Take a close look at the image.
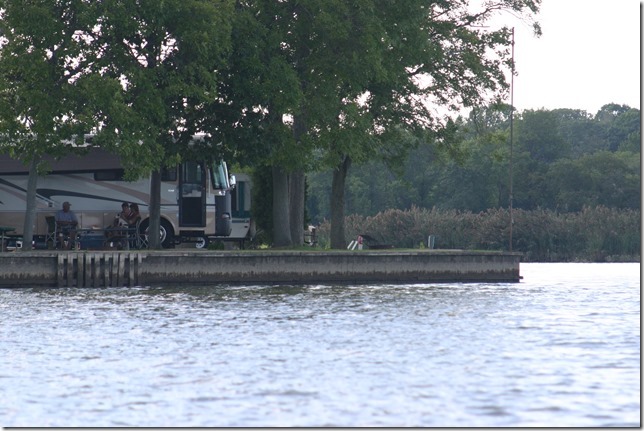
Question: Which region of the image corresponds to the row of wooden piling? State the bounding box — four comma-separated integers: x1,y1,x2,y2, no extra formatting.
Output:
56,252,142,287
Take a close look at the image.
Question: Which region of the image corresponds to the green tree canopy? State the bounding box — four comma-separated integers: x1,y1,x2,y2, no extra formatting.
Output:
306,104,640,222
83,0,234,247
0,0,234,249
214,0,542,248
0,0,109,249
547,150,640,211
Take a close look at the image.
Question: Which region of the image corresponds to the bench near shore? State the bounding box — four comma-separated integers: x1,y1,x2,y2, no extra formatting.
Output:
0,249,522,288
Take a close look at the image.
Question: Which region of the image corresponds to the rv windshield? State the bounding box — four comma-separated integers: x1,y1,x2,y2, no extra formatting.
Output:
211,161,230,190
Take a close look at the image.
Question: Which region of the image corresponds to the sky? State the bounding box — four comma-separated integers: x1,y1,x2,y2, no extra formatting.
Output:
500,0,640,114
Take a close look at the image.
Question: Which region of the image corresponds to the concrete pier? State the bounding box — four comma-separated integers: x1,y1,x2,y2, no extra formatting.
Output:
0,249,522,288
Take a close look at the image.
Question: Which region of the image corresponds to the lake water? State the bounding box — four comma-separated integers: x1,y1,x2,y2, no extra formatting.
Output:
0,262,640,427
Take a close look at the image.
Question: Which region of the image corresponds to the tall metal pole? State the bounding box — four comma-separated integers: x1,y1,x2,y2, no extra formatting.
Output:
509,27,515,252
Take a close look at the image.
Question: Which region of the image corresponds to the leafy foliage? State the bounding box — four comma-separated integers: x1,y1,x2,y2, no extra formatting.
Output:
0,0,112,249
84,0,234,175
0,0,234,249
207,0,543,248
0,0,99,160
307,104,640,222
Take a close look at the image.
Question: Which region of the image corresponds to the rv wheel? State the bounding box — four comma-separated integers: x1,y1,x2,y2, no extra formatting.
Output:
140,218,175,248
195,236,209,249
159,219,174,248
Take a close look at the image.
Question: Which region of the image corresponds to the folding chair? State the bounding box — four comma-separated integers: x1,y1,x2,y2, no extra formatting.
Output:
108,227,129,250
126,218,141,249
45,216,58,249
134,219,148,249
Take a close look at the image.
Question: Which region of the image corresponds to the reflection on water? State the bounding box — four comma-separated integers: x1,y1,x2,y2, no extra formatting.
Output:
0,263,640,427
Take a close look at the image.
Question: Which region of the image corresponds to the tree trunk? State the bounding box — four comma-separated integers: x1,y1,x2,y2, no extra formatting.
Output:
272,165,292,247
330,155,351,249
21,157,39,251
289,170,305,246
288,114,308,246
148,169,162,249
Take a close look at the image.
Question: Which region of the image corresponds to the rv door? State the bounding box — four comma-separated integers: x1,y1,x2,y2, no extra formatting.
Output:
179,161,206,227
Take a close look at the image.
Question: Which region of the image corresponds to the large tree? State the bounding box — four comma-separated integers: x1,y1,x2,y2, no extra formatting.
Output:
0,0,105,250
314,0,542,248
83,0,234,248
0,0,234,249
199,1,307,247
214,0,541,249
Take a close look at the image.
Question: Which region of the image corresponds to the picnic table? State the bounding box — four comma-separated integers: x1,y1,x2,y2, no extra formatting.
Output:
77,226,143,250
359,234,394,249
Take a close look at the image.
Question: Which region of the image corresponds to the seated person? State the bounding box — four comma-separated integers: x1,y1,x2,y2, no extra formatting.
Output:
118,201,132,221
105,202,131,240
55,201,78,249
126,203,141,226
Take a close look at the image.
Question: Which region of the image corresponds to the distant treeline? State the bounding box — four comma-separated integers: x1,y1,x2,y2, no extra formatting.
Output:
305,104,640,261
313,206,640,262
308,104,640,219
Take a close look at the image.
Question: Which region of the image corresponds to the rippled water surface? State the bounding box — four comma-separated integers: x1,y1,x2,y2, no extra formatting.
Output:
0,262,640,427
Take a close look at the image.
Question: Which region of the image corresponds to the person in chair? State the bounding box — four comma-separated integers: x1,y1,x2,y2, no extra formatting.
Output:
125,203,141,226
55,201,78,249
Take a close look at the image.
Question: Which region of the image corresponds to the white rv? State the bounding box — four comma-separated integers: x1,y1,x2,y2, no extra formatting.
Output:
0,147,253,249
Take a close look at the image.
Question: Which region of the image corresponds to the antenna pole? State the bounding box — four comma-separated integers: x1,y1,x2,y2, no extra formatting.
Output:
509,27,515,252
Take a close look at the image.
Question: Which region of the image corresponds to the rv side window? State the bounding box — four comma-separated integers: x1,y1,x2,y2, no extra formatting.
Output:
162,166,177,182
182,162,202,184
231,186,238,211
94,170,125,181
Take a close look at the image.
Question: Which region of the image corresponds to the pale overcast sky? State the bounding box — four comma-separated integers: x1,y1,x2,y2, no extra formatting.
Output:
507,0,640,114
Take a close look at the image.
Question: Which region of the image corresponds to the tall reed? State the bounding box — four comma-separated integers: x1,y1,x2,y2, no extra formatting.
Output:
315,206,640,262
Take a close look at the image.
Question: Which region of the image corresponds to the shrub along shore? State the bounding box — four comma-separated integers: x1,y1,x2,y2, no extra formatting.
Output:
314,206,640,262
